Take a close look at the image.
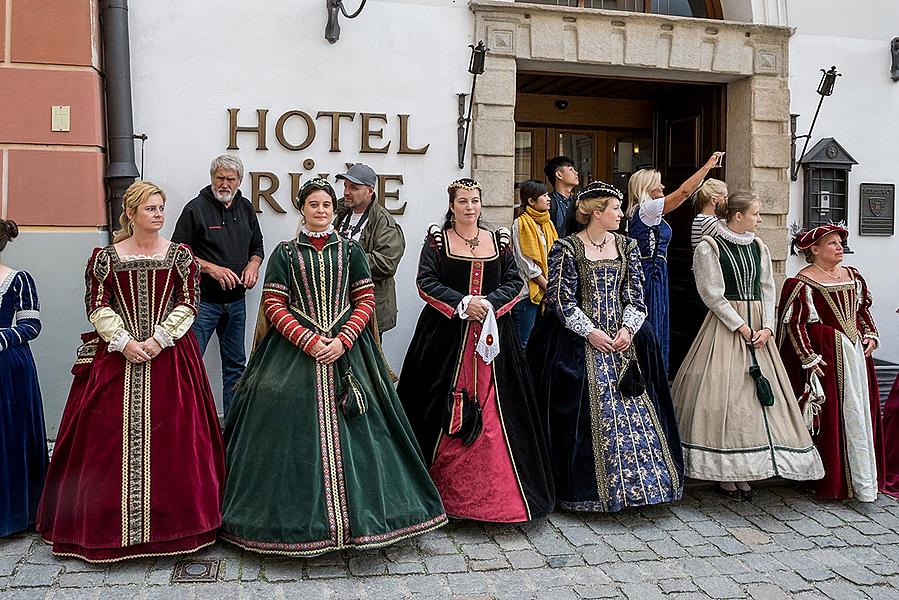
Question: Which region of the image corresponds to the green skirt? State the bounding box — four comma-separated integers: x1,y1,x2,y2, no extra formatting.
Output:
220,327,447,556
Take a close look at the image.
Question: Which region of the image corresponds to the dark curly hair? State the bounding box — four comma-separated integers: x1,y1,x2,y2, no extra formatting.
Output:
0,219,19,253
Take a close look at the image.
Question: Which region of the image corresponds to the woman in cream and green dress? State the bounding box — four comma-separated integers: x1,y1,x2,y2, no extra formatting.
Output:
672,191,823,499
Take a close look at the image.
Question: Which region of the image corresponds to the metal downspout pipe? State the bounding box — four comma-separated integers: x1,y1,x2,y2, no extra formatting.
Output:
101,0,140,243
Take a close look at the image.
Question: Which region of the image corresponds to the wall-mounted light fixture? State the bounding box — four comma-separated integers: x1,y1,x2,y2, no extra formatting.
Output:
891,37,899,82
457,41,489,169
324,0,367,44
790,65,841,181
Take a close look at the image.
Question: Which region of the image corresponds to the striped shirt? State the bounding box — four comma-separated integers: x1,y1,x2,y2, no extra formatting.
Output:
692,214,722,250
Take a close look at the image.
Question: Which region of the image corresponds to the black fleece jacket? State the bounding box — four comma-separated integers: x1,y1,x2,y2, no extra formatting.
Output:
172,186,264,304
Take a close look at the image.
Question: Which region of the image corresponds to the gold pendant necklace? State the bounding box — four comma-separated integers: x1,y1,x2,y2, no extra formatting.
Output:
453,227,479,252
585,231,610,250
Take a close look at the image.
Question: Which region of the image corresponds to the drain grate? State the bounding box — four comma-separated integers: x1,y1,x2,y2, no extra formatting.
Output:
171,558,221,583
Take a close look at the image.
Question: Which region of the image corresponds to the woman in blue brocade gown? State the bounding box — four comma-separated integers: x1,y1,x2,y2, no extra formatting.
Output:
527,181,680,512
0,219,49,537
625,154,722,373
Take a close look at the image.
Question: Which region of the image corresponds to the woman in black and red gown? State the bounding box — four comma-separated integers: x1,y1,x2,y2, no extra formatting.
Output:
37,181,224,561
397,178,553,523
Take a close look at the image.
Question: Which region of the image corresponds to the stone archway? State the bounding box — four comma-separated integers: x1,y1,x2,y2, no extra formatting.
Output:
469,0,793,272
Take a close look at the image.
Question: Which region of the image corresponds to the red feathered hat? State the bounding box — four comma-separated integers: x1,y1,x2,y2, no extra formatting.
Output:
792,224,848,252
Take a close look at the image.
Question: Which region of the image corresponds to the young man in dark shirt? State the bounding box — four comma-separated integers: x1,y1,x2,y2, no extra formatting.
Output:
172,155,264,415
544,156,579,238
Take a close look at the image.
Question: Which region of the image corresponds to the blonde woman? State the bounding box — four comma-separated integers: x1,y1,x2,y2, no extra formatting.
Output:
38,181,224,562
626,152,722,372
691,178,727,250
673,192,823,499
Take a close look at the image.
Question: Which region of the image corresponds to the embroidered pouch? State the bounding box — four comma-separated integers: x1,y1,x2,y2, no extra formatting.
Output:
749,364,775,407
72,332,100,375
336,367,368,419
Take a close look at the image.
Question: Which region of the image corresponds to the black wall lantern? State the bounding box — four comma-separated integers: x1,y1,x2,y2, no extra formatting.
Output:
798,137,857,252
324,0,367,44
457,41,489,169
891,37,899,82
790,65,841,181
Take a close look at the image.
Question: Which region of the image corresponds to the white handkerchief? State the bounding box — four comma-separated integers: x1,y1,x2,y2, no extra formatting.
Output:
476,304,500,365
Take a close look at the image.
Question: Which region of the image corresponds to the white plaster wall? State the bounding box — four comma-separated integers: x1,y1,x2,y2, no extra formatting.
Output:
128,0,474,409
786,1,899,361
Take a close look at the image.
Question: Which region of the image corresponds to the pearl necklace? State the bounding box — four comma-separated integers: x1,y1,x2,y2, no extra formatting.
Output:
814,263,844,280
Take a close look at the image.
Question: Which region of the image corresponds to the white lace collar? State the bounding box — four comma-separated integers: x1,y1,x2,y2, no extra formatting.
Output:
716,222,755,245
301,224,335,239
0,270,18,297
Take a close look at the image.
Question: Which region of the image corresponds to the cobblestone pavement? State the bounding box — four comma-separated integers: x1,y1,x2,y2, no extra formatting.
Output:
3,484,899,599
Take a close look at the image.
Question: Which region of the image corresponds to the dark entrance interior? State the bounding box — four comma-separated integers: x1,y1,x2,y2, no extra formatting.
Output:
515,73,726,374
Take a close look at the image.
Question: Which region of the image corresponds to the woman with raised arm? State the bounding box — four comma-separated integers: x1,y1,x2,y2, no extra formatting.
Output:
220,179,446,556
777,225,885,501
626,152,722,372
527,181,682,513
398,178,554,523
0,219,49,538
673,192,823,500
37,181,224,562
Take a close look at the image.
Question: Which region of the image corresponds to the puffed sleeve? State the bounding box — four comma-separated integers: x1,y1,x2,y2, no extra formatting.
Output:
853,269,879,347
757,239,776,332
778,280,823,369
85,248,131,352
336,240,376,350
416,226,463,319
484,228,525,317
693,238,745,332
0,271,42,352
545,240,595,337
620,238,647,334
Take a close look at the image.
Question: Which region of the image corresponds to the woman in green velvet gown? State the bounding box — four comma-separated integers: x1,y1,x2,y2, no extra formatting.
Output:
220,179,446,556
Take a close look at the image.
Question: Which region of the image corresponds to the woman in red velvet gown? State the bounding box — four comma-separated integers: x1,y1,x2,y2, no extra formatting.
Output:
37,181,225,561
777,225,884,502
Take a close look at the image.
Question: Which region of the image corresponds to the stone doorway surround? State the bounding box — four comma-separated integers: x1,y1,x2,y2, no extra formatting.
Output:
469,0,794,274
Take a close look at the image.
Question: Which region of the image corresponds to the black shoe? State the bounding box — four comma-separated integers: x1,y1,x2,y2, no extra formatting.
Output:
739,488,754,501
717,484,742,500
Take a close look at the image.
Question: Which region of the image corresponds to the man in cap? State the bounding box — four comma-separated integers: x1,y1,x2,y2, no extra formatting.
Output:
335,163,405,338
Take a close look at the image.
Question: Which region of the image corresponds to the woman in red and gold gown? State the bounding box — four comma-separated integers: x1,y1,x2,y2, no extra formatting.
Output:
37,181,225,561
777,225,884,502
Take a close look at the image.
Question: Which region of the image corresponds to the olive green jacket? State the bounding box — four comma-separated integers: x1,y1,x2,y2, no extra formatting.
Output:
335,200,405,334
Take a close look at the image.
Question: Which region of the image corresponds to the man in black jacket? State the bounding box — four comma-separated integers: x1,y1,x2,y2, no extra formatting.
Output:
172,155,264,415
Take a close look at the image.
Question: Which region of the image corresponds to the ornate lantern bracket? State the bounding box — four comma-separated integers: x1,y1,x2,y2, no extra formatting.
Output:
325,0,367,44
457,41,489,170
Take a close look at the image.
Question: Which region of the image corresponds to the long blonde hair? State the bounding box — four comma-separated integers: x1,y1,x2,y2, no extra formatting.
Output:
627,169,661,217
114,181,166,243
694,178,727,211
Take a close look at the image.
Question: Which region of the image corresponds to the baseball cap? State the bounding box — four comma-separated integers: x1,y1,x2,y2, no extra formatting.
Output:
336,163,377,188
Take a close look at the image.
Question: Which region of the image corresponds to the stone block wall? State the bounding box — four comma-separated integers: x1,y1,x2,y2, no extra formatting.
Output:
469,0,793,274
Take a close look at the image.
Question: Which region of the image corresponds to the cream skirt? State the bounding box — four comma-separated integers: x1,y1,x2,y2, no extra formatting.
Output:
672,299,824,482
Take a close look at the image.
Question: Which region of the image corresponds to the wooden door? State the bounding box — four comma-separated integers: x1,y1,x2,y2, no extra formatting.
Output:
655,84,725,375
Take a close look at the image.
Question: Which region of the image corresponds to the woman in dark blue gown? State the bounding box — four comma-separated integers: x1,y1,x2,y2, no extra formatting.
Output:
0,219,49,537
528,181,682,512
625,154,722,374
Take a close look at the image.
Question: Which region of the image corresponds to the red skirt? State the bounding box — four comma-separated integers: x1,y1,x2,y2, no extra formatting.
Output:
36,332,224,562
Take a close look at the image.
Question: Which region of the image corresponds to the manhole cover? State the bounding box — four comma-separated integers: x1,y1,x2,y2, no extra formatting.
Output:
171,558,221,583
